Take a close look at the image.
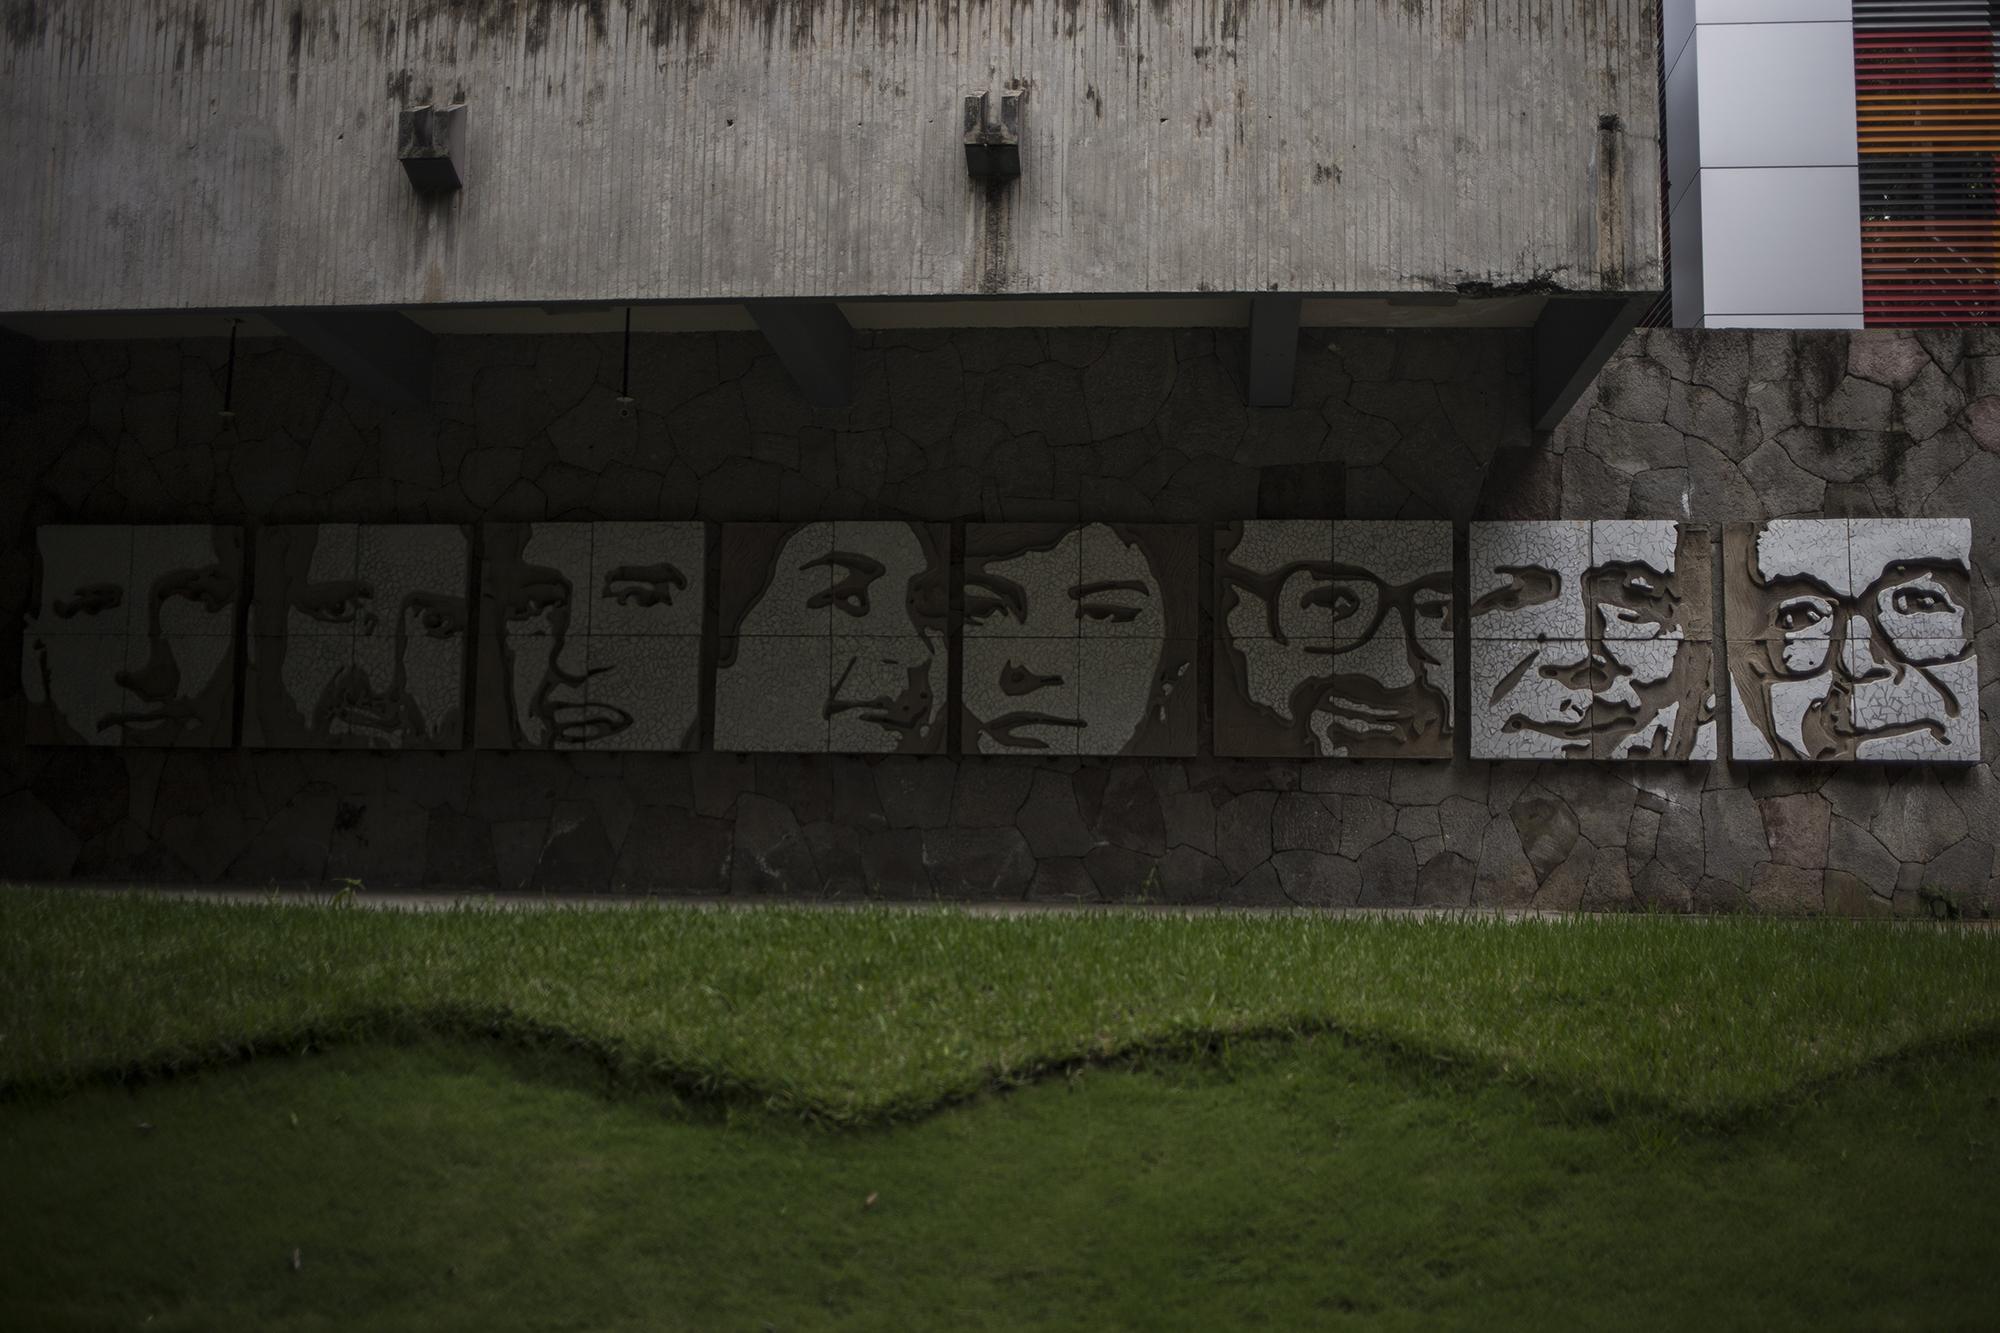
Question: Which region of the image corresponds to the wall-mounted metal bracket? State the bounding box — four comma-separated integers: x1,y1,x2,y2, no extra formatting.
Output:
963,91,1021,180
398,104,466,193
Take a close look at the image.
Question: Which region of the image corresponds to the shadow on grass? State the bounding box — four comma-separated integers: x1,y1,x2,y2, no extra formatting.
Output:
12,1003,2000,1136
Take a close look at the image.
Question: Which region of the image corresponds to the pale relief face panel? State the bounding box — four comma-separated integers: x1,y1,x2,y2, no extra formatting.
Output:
1468,521,1716,761
475,522,705,751
1214,520,1453,759
962,523,1197,756
22,525,242,747
712,521,949,754
244,524,470,749
1726,518,1979,762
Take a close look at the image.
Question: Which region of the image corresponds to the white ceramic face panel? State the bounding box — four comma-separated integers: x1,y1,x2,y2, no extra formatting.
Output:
1695,22,1858,170
1725,519,1981,763
1700,167,1864,318
1469,522,1719,761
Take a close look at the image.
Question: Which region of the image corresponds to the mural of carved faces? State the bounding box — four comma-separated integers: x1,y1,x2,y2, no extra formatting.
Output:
21,525,242,747
961,523,1197,757
475,522,705,750
1725,518,1979,762
245,524,470,749
1214,520,1453,758
713,521,949,753
1469,521,1716,760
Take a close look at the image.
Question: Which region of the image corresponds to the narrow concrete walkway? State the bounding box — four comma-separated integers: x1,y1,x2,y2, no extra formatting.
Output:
7,882,1991,926
6,881,1582,919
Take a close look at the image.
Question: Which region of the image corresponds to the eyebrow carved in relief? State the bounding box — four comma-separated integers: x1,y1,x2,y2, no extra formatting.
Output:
1469,565,1562,618
54,583,124,619
602,561,687,608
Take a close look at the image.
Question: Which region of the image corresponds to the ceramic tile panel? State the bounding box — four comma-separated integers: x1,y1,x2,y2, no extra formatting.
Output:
1332,520,1454,641
1216,519,1455,758
712,634,829,752
1469,521,1591,641
22,524,242,747
475,521,706,750
715,520,949,754
1592,638,1720,760
963,523,1083,639
961,636,1081,756
244,524,468,749
1308,633,1455,759
964,523,1196,756
1725,517,1978,762
1471,638,1596,759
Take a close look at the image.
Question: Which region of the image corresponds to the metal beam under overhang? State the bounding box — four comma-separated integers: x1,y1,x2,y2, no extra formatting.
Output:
746,301,856,409
1530,296,1649,432
1245,294,1302,407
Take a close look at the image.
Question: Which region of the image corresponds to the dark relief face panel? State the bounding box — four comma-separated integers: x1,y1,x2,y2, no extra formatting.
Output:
1469,521,1717,761
1725,518,1980,762
962,523,1198,757
712,521,950,754
22,525,243,748
475,522,706,751
243,524,471,749
1214,520,1453,759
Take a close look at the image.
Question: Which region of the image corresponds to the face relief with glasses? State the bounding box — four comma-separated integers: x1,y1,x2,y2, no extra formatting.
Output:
1725,519,1980,763
1214,520,1454,759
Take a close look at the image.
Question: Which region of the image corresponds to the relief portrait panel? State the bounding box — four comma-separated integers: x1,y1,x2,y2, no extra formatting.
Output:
961,523,1197,757
21,525,242,747
1214,520,1453,759
1725,518,1979,762
713,521,950,754
243,524,471,749
1469,520,1716,761
475,522,706,751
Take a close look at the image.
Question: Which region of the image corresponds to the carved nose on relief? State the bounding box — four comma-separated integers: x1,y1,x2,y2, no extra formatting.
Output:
963,90,1022,180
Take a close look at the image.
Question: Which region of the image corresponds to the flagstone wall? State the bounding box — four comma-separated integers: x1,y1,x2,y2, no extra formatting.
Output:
2,326,1994,915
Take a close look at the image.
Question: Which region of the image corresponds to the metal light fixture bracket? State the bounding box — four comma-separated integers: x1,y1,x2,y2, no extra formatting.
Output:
963,91,1021,180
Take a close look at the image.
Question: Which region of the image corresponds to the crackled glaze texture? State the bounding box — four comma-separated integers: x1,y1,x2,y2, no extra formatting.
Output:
1214,519,1454,758
962,522,1197,757
3,327,1997,917
21,525,242,748
713,520,949,754
1726,518,1980,763
475,522,706,751
244,524,470,749
1469,520,1717,761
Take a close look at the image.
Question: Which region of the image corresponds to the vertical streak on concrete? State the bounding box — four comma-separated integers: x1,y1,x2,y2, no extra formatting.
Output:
0,0,1661,312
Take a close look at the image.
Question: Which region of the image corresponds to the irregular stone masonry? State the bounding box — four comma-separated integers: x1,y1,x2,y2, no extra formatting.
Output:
2,327,1997,915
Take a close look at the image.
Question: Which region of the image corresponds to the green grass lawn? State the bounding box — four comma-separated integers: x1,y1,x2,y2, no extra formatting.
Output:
2,891,1998,1328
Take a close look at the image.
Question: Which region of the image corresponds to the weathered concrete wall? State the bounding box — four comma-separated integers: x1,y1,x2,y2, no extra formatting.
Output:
2,325,1995,915
0,0,1660,312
